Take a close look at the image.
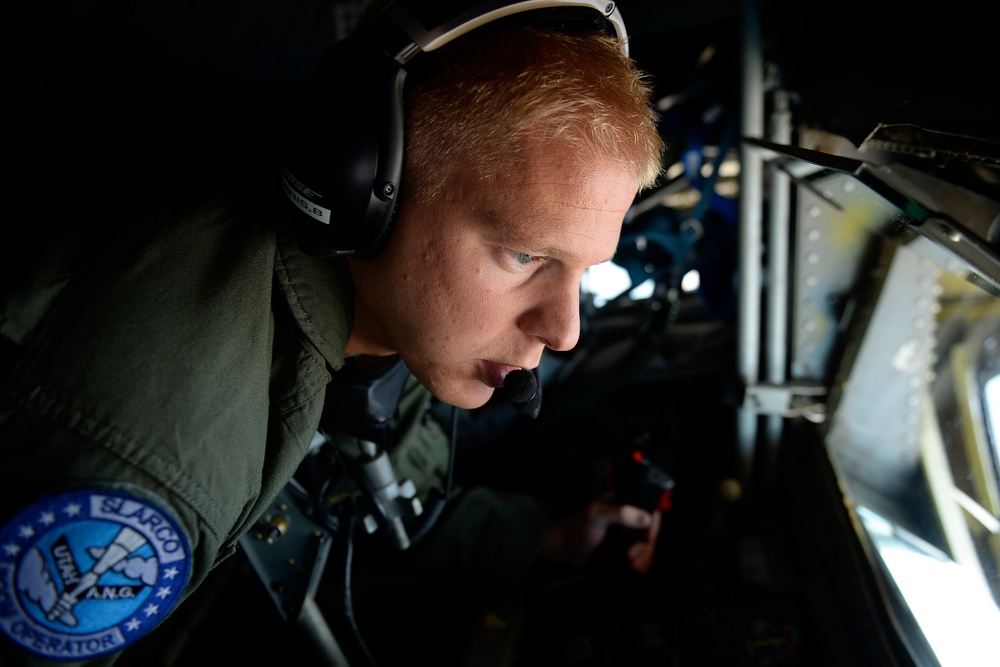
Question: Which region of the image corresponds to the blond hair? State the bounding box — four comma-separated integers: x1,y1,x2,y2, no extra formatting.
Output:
403,23,664,203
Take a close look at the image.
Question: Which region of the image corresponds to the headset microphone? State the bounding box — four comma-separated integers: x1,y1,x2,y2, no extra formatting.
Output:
502,368,542,418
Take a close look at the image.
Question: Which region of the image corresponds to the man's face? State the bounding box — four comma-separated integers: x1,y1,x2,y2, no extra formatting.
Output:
347,141,637,409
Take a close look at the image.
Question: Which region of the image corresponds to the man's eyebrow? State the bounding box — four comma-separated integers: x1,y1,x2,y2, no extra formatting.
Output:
486,211,608,263
485,211,548,252
483,205,618,267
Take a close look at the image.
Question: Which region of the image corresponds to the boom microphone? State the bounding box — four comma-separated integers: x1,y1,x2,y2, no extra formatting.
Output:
503,369,541,418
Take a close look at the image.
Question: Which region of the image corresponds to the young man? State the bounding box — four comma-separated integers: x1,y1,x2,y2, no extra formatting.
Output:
1,2,664,664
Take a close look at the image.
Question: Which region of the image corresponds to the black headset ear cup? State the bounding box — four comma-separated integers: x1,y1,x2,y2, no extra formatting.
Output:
280,36,405,257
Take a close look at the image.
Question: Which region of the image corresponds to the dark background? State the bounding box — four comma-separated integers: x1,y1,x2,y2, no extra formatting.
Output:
14,0,997,171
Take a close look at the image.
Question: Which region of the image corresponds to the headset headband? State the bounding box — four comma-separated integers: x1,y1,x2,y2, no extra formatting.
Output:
381,0,627,61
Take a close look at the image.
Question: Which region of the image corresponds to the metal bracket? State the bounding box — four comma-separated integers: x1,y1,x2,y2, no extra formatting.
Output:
743,382,828,422
239,481,354,665
239,482,333,624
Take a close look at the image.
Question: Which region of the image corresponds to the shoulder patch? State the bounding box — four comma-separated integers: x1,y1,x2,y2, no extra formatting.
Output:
0,488,191,660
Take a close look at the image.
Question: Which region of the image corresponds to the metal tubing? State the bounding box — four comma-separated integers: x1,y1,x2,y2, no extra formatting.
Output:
737,0,765,479
764,88,793,477
299,596,353,667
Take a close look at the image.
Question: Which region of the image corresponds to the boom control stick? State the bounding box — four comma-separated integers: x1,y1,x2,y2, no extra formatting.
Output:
615,449,675,515
597,449,675,569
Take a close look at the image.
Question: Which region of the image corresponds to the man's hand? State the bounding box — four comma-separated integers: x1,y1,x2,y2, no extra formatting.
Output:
537,494,661,574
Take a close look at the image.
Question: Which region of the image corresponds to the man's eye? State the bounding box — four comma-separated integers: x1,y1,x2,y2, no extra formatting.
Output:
508,250,537,265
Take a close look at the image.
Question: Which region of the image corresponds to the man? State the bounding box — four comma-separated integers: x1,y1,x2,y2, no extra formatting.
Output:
1,1,664,664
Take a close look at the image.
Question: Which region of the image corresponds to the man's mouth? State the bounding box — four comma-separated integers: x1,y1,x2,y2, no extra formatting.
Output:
480,361,524,388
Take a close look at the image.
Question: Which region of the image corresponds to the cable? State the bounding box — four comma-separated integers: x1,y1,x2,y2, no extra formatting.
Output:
325,404,461,665
339,511,376,667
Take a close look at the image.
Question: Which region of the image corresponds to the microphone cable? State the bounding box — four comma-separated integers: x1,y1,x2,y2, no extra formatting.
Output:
410,367,539,545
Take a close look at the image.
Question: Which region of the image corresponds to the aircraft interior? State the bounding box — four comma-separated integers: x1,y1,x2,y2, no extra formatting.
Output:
11,1,999,666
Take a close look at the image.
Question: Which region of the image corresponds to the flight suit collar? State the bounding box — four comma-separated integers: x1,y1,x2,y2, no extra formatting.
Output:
274,230,354,372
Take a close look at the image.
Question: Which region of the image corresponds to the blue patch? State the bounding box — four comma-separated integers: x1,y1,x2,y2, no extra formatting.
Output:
0,488,191,660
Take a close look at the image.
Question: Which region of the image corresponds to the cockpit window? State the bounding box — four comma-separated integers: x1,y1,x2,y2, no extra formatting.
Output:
788,155,1000,666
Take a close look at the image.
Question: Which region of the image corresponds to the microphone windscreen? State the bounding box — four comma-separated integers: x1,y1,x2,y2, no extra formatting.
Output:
516,390,541,418
503,369,537,404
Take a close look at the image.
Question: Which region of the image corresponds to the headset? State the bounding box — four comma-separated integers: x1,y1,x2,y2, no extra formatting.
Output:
278,0,628,258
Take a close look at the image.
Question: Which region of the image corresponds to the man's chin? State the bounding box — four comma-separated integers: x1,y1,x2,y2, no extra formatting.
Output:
432,382,494,410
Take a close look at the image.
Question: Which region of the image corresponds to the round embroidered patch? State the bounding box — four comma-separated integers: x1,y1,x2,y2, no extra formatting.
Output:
0,488,191,660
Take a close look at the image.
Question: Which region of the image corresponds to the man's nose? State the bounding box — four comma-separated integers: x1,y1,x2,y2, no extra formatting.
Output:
518,278,582,352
